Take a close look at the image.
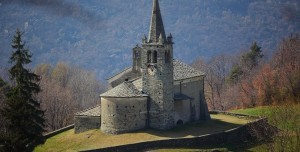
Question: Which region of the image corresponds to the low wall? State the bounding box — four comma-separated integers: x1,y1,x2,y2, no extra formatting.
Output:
0,125,75,150
81,115,275,152
75,116,101,134
209,110,262,119
43,124,74,139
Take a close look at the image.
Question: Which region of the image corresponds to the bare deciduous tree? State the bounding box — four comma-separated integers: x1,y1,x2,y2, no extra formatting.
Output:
37,78,77,131
192,54,233,110
35,62,106,131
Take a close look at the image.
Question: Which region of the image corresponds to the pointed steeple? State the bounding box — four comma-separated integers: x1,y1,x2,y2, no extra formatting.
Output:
148,0,166,43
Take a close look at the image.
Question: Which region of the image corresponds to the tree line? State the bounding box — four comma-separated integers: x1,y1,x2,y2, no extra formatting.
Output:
192,34,300,110
0,30,106,151
34,62,105,131
0,30,298,151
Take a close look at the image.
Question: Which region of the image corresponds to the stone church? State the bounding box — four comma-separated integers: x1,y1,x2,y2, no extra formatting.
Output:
74,0,210,134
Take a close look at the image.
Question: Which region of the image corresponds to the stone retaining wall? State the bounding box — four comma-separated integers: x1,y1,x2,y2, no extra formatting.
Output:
43,124,74,139
209,110,262,119
75,116,101,134
80,116,275,152
0,125,75,151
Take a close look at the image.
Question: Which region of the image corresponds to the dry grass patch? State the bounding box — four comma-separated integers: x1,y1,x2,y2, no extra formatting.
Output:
153,148,229,152
34,114,253,152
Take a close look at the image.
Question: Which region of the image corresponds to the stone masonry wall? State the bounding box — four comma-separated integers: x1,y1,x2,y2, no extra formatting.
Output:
43,124,74,139
141,43,175,130
74,116,100,134
174,99,191,124
101,97,148,134
81,118,274,152
174,78,206,121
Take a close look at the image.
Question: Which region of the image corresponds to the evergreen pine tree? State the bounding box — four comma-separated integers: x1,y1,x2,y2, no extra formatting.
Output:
229,42,263,83
0,77,10,147
0,77,10,102
0,29,45,152
242,42,264,70
229,65,243,83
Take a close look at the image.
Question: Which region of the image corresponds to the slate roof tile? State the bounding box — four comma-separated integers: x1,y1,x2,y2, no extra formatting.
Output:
101,82,147,97
174,93,193,101
106,59,204,98
132,78,143,91
107,59,205,82
173,59,205,80
75,106,101,117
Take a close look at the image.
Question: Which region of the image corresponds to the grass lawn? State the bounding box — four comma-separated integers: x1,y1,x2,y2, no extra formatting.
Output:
34,114,252,152
230,106,273,117
153,148,229,152
232,104,300,152
155,105,300,152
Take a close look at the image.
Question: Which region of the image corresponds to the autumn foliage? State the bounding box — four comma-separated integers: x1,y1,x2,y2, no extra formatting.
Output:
232,34,300,108
193,34,300,110
254,34,300,105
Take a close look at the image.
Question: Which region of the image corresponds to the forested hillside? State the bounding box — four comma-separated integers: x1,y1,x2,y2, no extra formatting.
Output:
1,0,299,79
192,34,300,110
0,1,299,151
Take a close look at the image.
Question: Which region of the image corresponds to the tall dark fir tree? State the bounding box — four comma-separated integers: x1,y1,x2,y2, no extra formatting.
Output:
0,29,45,152
242,42,264,70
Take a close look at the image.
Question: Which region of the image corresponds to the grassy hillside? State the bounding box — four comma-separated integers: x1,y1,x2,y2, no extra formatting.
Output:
154,105,300,152
232,104,300,152
35,105,299,151
230,106,273,117
34,114,252,152
231,105,299,130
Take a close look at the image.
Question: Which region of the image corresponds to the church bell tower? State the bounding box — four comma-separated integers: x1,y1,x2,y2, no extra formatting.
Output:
139,0,175,129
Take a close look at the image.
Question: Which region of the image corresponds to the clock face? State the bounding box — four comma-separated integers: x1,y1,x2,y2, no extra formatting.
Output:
147,66,157,76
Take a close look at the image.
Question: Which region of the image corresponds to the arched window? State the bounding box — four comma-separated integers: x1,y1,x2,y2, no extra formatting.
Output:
152,51,157,63
147,51,151,63
165,50,170,63
135,50,140,59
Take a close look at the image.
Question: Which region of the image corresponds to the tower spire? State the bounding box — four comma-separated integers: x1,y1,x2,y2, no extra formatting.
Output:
148,0,166,43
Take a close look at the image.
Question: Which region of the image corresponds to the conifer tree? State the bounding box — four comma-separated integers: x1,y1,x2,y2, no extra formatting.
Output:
0,77,10,145
229,42,263,83
0,77,10,102
0,29,45,152
242,42,264,70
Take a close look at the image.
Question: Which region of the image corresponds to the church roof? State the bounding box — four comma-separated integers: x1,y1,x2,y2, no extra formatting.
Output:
174,93,193,101
75,106,101,117
148,0,166,43
107,67,132,80
101,82,147,98
173,59,205,81
108,59,205,87
131,60,205,89
132,78,143,91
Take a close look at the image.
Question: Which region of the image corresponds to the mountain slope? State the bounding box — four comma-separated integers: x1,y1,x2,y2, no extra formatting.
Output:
0,0,299,79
